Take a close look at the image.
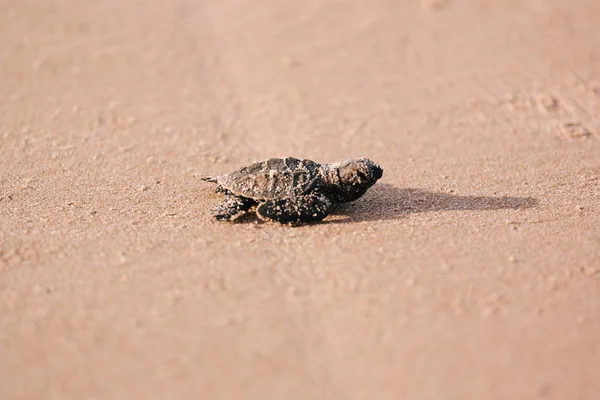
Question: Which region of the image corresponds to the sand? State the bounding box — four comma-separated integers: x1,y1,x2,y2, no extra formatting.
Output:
1,0,599,399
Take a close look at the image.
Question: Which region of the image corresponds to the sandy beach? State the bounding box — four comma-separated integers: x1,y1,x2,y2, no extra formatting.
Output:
1,0,599,398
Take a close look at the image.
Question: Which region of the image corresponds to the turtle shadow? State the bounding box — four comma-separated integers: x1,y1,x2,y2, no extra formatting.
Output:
327,183,538,224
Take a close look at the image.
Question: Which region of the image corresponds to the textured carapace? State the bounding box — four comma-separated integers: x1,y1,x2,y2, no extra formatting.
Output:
215,157,321,200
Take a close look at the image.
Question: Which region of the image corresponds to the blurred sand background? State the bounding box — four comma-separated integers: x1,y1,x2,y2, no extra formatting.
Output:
1,0,599,399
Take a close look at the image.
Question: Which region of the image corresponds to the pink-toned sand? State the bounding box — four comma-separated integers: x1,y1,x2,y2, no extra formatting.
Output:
1,1,599,399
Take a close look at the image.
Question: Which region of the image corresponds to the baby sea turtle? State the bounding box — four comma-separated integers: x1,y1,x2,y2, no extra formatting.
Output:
202,157,383,224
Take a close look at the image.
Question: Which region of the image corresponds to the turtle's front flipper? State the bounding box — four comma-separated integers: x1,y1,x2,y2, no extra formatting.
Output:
211,195,257,222
256,193,332,225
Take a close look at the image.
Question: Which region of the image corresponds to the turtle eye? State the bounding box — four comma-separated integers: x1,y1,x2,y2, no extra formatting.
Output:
356,170,368,181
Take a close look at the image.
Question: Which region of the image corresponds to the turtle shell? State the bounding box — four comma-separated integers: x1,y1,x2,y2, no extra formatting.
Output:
216,157,323,200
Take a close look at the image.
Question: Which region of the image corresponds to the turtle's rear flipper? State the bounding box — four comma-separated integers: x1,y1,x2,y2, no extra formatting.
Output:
211,195,257,222
256,194,332,225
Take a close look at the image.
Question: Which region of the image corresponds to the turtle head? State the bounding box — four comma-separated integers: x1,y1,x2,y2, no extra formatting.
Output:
333,158,383,203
